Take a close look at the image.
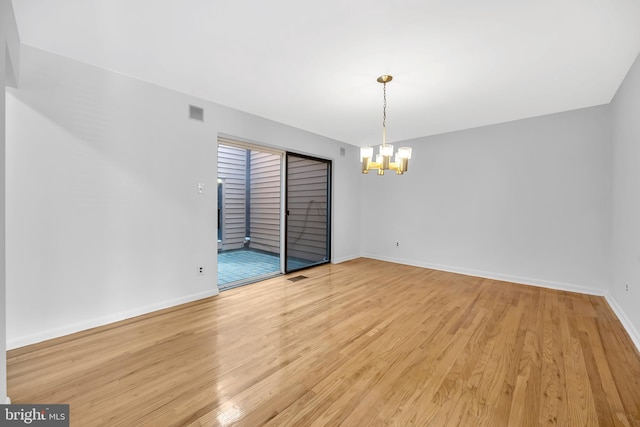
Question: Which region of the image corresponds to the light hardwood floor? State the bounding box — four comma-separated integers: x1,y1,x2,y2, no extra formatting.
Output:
8,258,640,426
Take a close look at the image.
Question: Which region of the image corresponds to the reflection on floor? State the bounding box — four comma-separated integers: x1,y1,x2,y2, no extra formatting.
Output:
217,249,310,289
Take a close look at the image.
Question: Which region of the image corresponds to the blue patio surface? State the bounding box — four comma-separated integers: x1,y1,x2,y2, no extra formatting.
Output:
217,249,311,288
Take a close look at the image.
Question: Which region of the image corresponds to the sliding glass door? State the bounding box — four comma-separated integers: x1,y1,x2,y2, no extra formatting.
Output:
285,153,331,272
217,140,331,289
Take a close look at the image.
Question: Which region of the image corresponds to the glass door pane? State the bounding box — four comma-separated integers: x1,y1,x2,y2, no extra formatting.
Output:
285,153,331,272
217,141,282,289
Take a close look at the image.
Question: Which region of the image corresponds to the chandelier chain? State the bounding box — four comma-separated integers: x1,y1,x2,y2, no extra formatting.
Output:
382,82,387,131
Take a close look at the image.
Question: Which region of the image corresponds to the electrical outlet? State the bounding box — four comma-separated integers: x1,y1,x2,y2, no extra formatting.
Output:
626,281,630,292
396,242,399,247
197,266,205,276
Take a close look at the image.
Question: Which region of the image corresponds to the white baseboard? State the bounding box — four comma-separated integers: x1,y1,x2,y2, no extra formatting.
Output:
362,254,606,296
5,397,10,404
7,289,220,350
10,256,640,356
604,292,640,353
332,254,360,264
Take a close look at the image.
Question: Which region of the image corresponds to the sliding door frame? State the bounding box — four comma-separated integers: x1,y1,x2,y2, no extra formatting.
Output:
284,152,332,273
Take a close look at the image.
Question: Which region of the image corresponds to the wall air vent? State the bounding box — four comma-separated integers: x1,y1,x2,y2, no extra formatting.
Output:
189,105,204,121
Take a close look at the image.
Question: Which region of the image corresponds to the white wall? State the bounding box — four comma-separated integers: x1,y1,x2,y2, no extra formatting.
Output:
361,105,611,295
1,0,20,402
0,42,5,404
5,45,361,349
610,51,640,349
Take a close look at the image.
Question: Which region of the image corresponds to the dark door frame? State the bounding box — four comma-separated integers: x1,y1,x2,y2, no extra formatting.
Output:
284,152,332,273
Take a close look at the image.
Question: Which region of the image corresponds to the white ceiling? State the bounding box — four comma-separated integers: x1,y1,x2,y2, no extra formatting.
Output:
11,0,640,146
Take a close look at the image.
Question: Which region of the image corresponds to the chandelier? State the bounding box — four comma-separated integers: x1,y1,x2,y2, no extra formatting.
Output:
360,75,412,175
